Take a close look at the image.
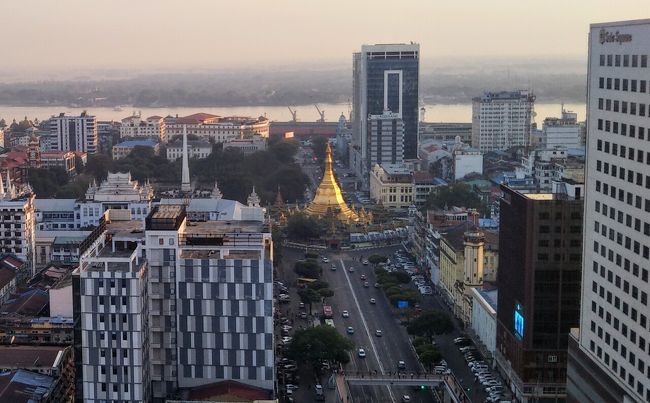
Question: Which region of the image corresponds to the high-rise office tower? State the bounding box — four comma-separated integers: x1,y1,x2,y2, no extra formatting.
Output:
50,111,98,153
368,111,405,166
496,185,583,402
351,43,419,181
471,90,535,152
567,19,650,403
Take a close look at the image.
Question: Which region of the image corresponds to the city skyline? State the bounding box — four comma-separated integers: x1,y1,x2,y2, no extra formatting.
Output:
0,0,647,73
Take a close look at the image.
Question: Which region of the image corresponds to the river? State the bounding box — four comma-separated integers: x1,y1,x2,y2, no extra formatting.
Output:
0,102,585,124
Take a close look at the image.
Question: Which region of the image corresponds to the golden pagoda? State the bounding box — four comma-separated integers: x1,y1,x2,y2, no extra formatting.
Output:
305,143,360,223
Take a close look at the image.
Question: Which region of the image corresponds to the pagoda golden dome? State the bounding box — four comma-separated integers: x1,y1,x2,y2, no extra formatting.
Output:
305,143,359,223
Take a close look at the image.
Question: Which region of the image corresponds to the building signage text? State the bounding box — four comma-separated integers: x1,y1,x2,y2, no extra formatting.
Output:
599,29,632,45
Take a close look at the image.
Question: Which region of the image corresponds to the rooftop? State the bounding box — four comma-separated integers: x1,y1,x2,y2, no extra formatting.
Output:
0,345,66,370
440,222,498,252
114,139,159,148
0,266,16,291
0,370,55,403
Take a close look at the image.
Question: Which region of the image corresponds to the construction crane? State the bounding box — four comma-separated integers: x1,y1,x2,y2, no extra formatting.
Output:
314,104,325,123
287,106,297,122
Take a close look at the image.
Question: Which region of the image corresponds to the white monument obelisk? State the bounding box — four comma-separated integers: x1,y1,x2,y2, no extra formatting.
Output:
181,124,191,193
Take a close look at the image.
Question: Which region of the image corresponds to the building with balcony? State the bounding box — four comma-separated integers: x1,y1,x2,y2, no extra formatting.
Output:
74,209,150,403
166,114,269,142
49,111,98,154
40,151,77,175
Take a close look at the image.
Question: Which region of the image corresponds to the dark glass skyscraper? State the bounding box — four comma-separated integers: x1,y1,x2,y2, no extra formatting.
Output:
351,44,419,182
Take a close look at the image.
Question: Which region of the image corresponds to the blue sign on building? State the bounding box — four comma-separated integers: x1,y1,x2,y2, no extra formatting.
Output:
514,303,524,340
397,300,409,309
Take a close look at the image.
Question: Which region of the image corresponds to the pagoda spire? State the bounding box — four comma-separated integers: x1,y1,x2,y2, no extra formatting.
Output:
304,143,358,223
247,186,260,207
211,180,223,199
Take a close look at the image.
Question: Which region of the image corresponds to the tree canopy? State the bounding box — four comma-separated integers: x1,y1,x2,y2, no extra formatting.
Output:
80,138,309,205
287,325,355,367
294,259,321,279
286,213,323,240
406,310,454,341
368,254,388,265
311,136,329,161
424,182,485,213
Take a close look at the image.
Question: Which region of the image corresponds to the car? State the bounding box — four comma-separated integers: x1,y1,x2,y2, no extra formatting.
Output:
402,395,411,402
283,364,298,371
439,359,448,367
360,274,367,280
342,310,349,318
285,384,299,390
322,257,329,263
347,326,355,334
374,282,380,288
298,303,305,309
487,386,504,393
315,384,324,396
397,360,406,370
454,337,470,343
369,298,376,304
281,337,292,344
375,329,382,337
282,325,292,331
483,381,501,388
364,281,370,288
362,260,369,265
300,312,307,319
358,348,366,358
348,266,355,272
330,265,337,271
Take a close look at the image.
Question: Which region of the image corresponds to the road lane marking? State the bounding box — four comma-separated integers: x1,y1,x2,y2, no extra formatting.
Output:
340,258,396,403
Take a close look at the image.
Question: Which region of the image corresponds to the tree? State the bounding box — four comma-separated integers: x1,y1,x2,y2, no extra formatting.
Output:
415,343,441,370
287,325,354,368
286,214,322,240
318,288,334,298
368,254,387,265
269,139,299,164
311,136,328,161
297,288,322,314
406,310,454,342
294,260,321,279
425,182,485,212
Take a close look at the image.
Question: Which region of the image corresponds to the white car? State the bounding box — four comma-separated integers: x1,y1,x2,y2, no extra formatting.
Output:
358,348,366,358
402,395,411,402
322,257,329,263
375,329,382,337
342,310,350,318
362,260,369,265
331,265,337,271
369,298,376,304
285,384,299,390
281,337,292,344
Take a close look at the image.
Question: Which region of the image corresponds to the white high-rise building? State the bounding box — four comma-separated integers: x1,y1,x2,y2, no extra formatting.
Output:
543,109,582,149
49,111,98,153
0,175,36,277
75,210,150,403
567,19,650,403
471,90,535,152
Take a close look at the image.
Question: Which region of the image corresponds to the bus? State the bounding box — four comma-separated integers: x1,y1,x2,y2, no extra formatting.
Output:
324,319,335,327
322,305,333,319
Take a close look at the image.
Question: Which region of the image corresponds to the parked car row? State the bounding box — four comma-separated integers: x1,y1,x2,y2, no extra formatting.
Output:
454,337,508,402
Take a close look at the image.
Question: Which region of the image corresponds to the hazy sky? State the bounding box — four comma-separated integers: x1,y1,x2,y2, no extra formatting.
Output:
2,0,648,71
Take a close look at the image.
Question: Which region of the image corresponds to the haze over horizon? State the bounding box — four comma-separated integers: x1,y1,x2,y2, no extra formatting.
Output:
1,0,646,76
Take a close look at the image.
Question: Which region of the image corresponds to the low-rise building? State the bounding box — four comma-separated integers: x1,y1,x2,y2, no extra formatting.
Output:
369,163,414,211
167,113,270,142
224,135,268,155
40,151,77,175
454,147,483,180
0,315,74,345
438,223,498,326
0,369,57,402
112,138,160,160
412,171,447,208
470,286,498,365
166,139,212,160
419,122,472,144
120,113,166,142
0,265,17,303
0,345,75,400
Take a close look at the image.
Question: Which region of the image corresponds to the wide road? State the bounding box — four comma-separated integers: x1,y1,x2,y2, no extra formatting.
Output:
321,248,437,403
